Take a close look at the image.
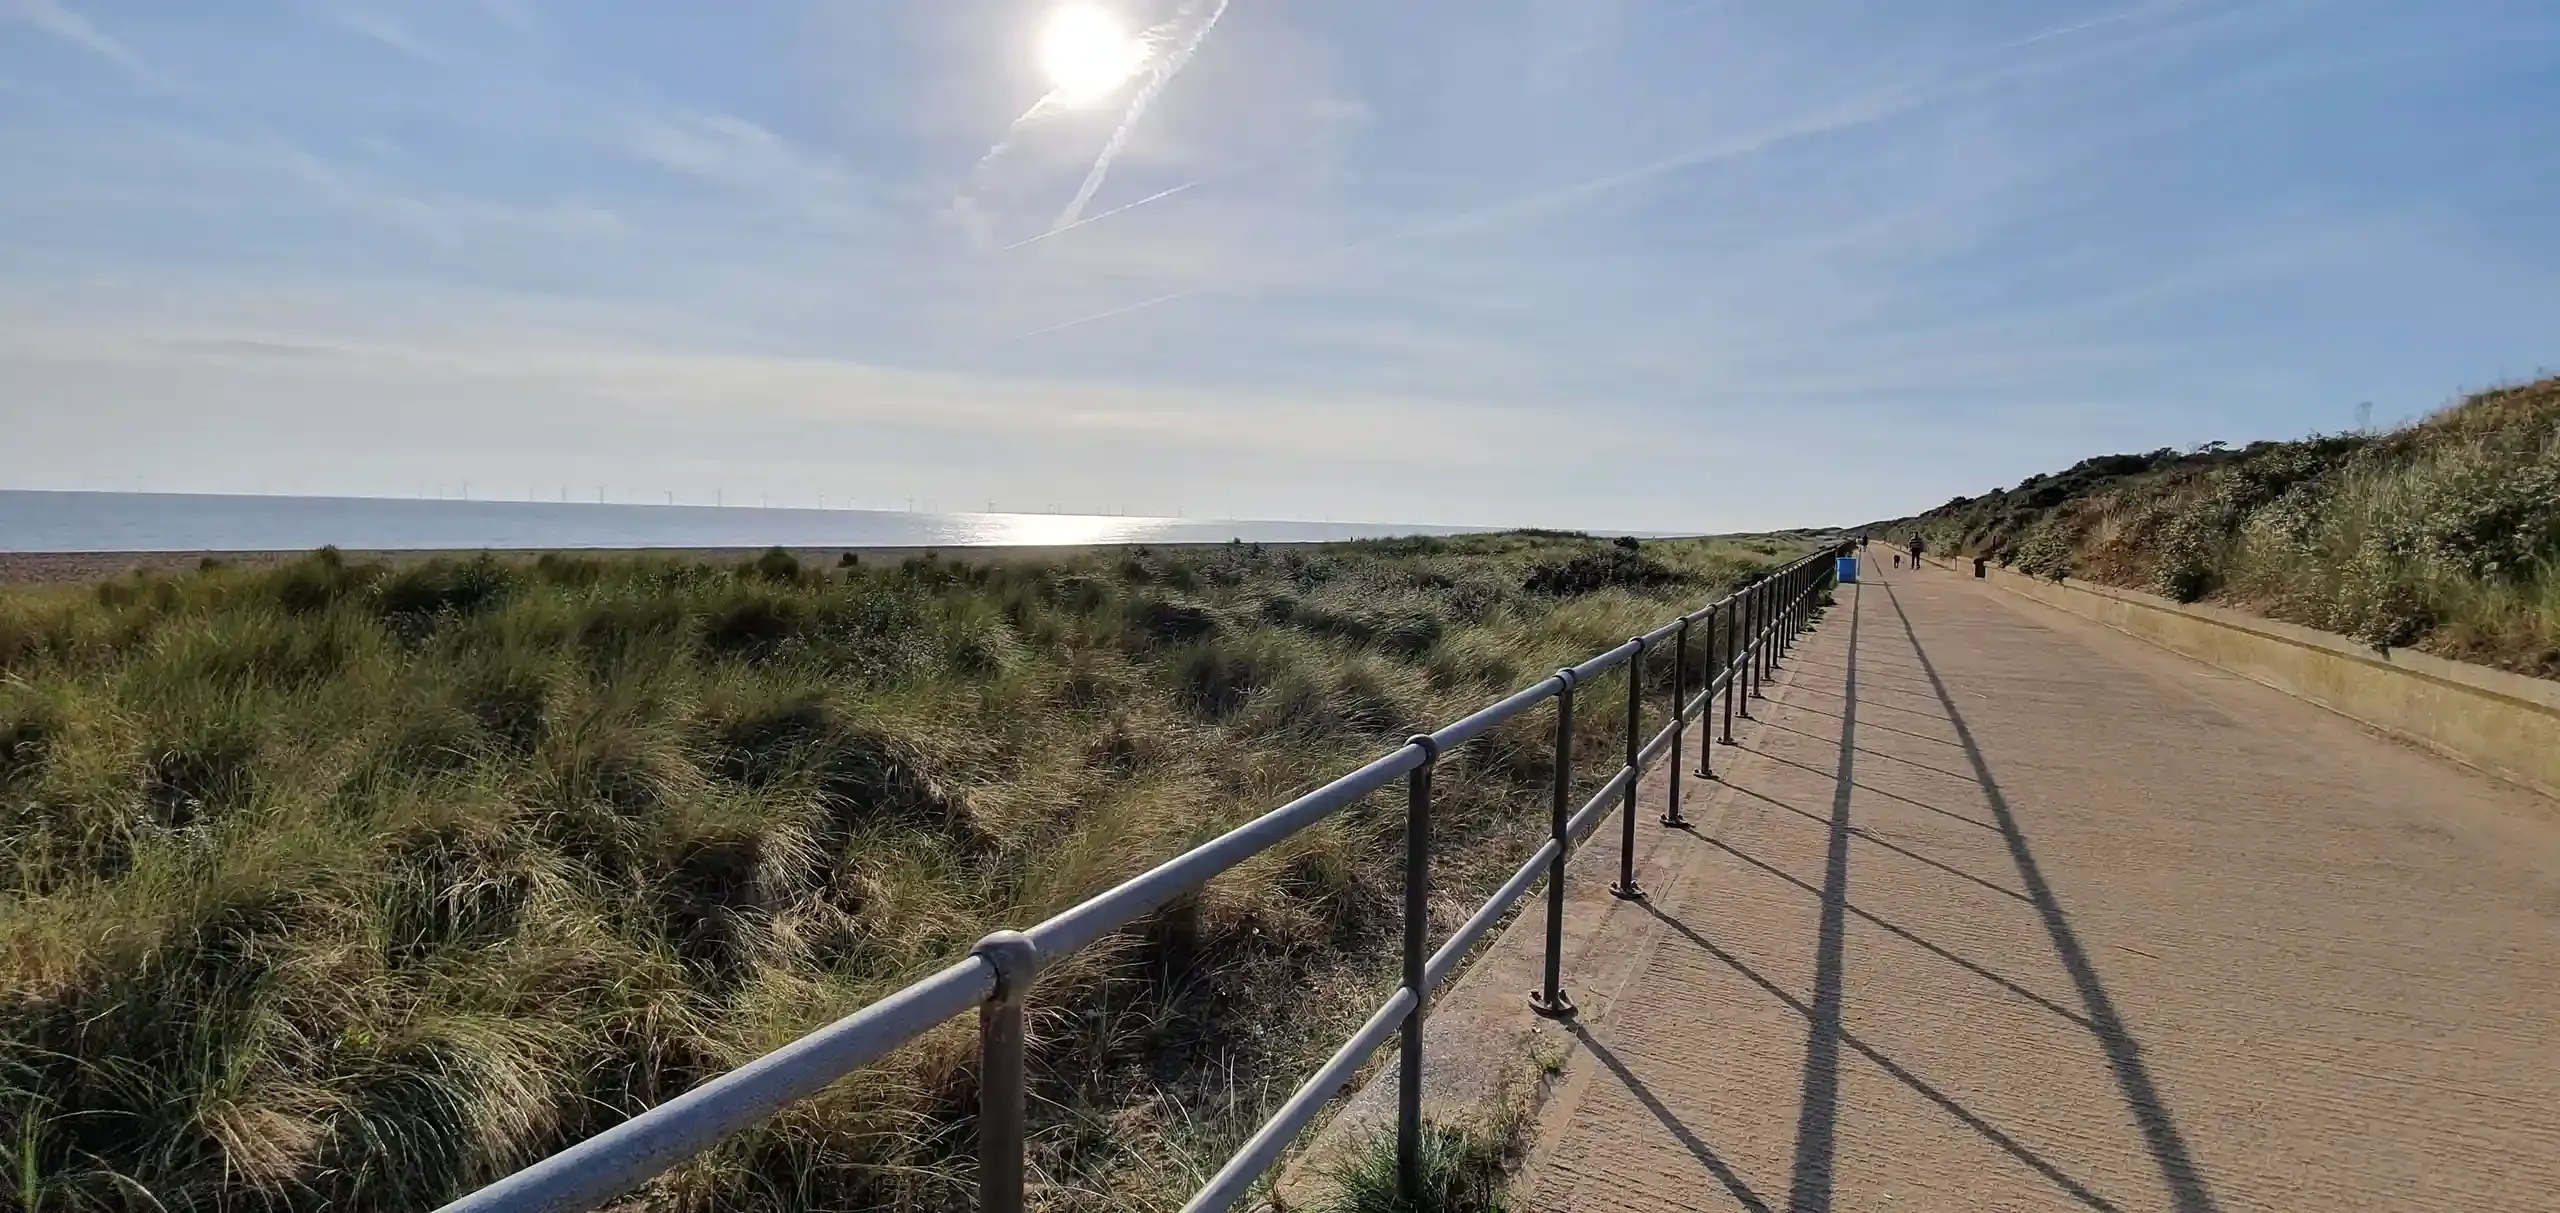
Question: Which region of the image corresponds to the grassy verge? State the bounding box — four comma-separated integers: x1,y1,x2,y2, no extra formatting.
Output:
1309,1120,1517,1213
0,531,1810,1212
1882,376,2560,678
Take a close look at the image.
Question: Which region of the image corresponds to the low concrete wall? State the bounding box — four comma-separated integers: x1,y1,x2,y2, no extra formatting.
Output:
1919,555,2560,801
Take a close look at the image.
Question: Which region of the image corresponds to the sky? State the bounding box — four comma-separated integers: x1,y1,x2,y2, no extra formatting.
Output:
2,0,2555,532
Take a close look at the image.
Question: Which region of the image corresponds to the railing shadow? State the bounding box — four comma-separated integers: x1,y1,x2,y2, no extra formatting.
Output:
1785,579,1856,1211
1738,746,2001,833
1777,703,1966,750
1564,1020,1774,1212
1638,901,2127,1213
1757,716,1976,773
1697,832,2091,1030
1723,782,2031,904
1878,579,2221,1213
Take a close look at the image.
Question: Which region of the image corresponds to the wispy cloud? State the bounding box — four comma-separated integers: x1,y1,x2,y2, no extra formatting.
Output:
1002,0,2276,342
312,4,446,63
472,0,534,33
0,286,1610,471
621,110,872,234
2,0,158,84
6,0,2553,529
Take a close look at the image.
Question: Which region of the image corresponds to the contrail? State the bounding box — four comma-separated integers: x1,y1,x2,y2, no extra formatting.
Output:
1008,286,1203,340
955,92,1068,209
1051,0,1231,233
1006,2,2209,340
1003,180,1199,250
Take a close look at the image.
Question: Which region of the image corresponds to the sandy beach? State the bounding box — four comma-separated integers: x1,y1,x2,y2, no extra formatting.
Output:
0,542,1320,587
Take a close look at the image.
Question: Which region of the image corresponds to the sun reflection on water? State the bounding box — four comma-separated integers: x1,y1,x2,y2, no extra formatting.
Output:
953,511,1182,547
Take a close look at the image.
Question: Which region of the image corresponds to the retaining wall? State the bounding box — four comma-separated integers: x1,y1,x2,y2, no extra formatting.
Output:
1919,555,2560,801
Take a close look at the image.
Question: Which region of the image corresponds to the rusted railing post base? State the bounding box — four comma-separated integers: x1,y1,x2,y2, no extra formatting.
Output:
1528,989,1579,1020
1608,880,1646,901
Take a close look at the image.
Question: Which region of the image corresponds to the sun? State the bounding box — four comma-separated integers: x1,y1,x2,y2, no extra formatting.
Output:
1037,4,1145,107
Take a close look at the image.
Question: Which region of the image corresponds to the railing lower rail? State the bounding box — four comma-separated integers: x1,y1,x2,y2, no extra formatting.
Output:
439,542,1850,1213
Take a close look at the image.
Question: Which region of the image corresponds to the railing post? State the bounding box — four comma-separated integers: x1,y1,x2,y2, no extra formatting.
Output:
1770,574,1786,670
1697,604,1721,775
1724,589,1742,736
1611,637,1646,900
1753,579,1767,693
1398,735,1438,1208
1783,569,1797,656
1531,671,1577,1019
1751,581,1768,699
1665,618,1691,824
973,931,1042,1213
1740,583,1757,713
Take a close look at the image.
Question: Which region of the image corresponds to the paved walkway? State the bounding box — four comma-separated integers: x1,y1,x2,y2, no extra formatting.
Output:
1515,562,2560,1212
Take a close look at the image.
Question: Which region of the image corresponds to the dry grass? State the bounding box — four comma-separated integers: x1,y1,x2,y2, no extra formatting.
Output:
1898,376,2560,678
0,533,1804,1212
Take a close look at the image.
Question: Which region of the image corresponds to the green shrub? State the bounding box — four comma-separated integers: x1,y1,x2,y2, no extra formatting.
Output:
1878,376,2560,676
378,554,515,623
1126,596,1219,646
1521,547,1676,596
2010,520,2076,582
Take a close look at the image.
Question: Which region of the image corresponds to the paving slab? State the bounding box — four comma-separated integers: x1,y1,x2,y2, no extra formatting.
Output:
1514,562,2560,1213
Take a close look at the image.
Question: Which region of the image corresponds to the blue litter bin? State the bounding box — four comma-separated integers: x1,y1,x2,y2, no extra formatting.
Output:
1836,555,1859,584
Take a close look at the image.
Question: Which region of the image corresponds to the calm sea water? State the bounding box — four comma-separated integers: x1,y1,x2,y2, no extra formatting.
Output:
0,491,1485,554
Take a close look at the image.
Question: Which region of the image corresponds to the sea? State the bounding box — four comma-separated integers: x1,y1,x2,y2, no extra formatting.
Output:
0,490,1489,554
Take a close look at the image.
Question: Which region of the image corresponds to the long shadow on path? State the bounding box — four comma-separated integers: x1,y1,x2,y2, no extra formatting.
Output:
1739,746,2002,833
1642,902,2128,1213
1783,581,1856,1211
1566,1020,1775,1213
1879,579,2221,1213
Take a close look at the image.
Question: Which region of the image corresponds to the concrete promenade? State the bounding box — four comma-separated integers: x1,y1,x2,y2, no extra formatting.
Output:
1513,561,2560,1212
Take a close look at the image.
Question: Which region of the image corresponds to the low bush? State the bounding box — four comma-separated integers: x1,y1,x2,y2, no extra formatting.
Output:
1880,376,2560,674
1521,545,1679,597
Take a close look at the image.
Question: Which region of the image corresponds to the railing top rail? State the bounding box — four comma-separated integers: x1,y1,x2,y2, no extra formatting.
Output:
441,957,998,1213
1568,637,1643,682
1030,742,1426,958
439,540,1851,1213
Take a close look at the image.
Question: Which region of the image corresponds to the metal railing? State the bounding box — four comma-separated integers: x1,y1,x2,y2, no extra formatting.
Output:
438,543,1849,1213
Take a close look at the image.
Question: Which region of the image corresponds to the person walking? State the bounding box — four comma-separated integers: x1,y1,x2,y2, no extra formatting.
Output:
1908,533,1926,568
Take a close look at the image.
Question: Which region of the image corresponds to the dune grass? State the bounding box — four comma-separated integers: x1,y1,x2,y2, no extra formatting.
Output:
1310,1120,1516,1213
1894,376,2560,678
0,532,1804,1212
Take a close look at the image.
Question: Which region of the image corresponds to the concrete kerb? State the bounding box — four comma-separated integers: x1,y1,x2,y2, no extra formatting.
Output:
1913,552,2560,803
1269,600,1843,1209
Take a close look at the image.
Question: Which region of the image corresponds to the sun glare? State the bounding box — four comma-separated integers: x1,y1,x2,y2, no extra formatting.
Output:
1038,4,1145,107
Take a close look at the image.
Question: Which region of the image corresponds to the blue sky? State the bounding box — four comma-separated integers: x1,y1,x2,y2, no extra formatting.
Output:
3,0,2554,531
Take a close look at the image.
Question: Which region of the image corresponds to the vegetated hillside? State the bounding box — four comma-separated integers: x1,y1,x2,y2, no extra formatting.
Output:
1877,376,2560,678
0,532,1808,1212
